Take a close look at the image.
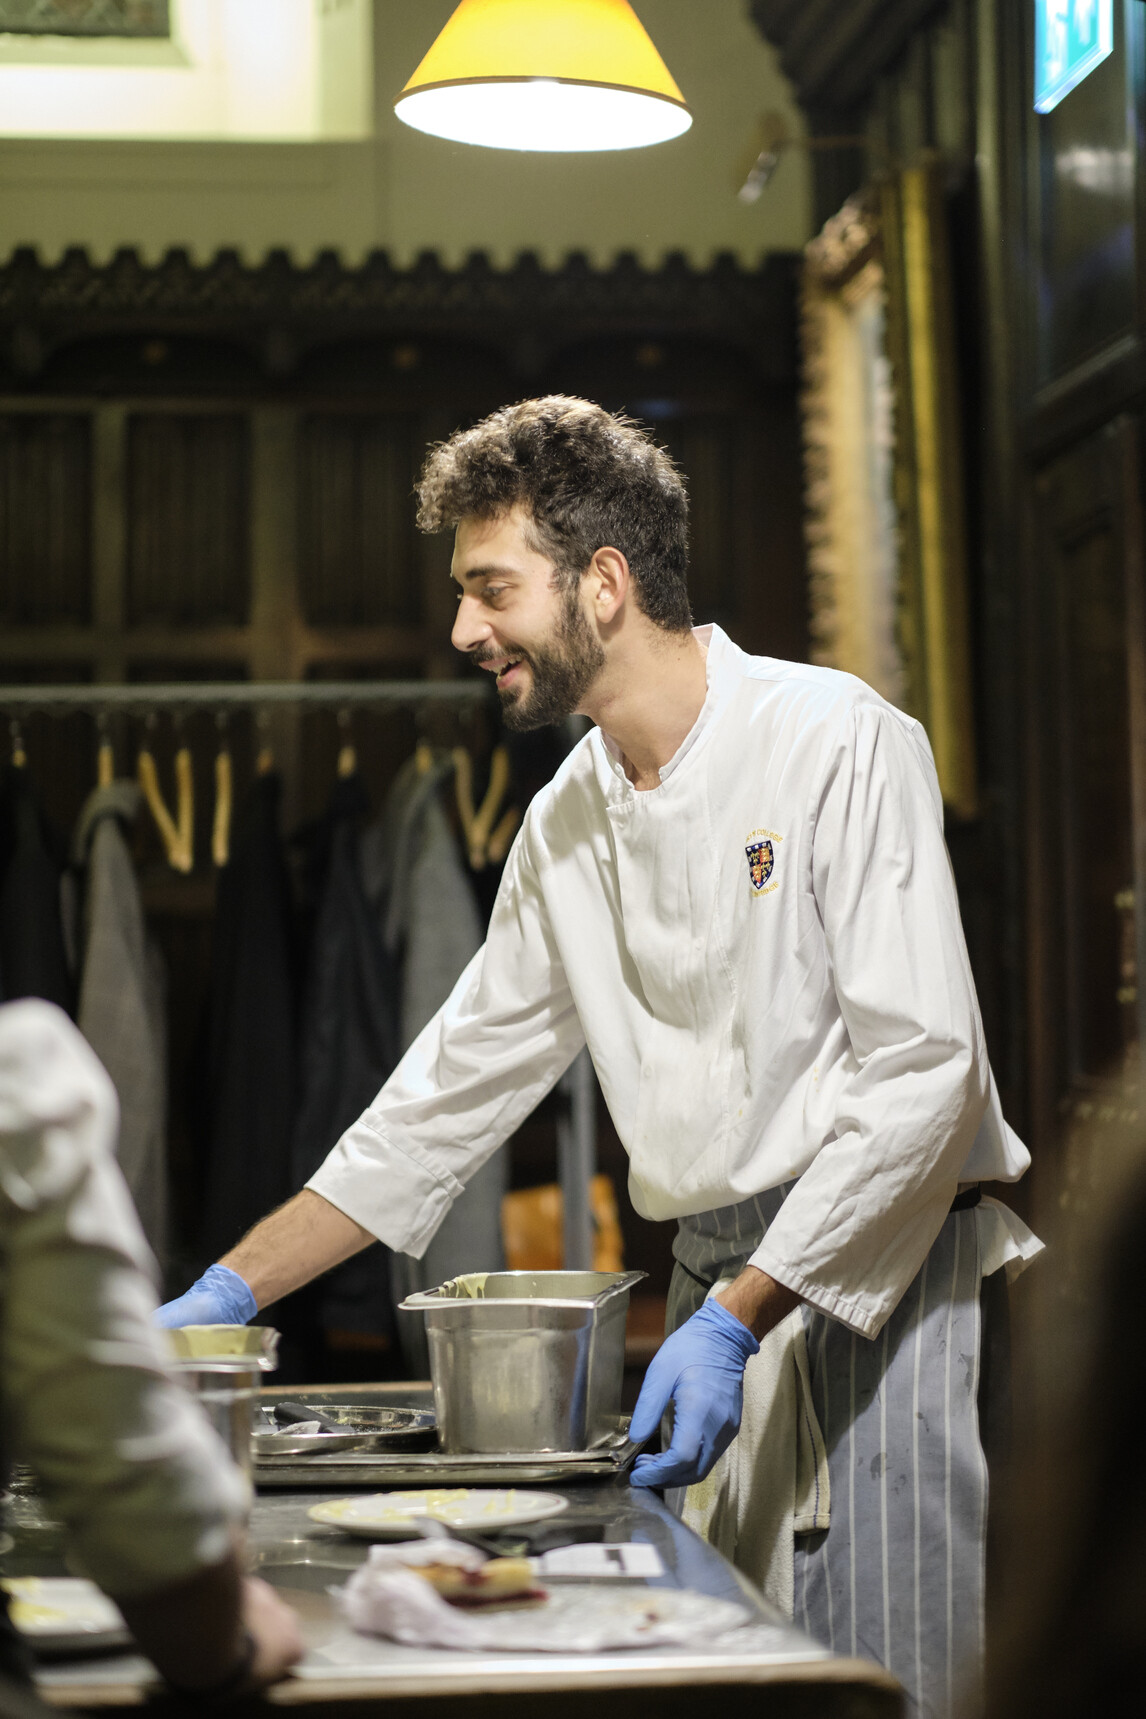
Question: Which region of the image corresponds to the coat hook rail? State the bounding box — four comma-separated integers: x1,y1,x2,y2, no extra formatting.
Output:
0,681,490,715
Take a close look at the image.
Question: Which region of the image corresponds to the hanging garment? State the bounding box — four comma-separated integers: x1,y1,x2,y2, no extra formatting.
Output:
291,773,400,1343
363,754,487,1044
198,772,297,1262
0,766,73,1015
361,754,506,1373
72,781,167,1263
459,726,565,926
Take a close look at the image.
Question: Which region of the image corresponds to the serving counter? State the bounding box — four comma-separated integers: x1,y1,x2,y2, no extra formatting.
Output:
12,1385,902,1718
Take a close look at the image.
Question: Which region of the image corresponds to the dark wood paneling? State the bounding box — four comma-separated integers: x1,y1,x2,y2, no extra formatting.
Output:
1028,332,1146,460
1020,415,1146,1247
0,413,90,623
752,0,951,108
656,416,737,629
1024,414,1146,1253
1119,417,1146,1065
667,402,808,663
298,415,420,628
1040,431,1136,1086
126,413,250,625
1028,0,1138,388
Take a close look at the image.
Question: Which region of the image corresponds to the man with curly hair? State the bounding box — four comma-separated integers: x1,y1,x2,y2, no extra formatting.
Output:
162,396,1039,1717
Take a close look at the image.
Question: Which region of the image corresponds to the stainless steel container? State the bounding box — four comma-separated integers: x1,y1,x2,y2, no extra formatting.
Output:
165,1326,280,1489
400,1270,645,1454
178,1363,262,1487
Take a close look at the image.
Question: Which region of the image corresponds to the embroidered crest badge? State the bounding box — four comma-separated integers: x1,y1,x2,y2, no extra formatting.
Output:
746,838,774,893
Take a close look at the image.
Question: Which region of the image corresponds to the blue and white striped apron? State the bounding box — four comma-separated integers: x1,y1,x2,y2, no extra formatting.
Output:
669,1187,995,1719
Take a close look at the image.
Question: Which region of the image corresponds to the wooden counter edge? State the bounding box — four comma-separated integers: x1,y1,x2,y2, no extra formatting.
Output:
264,1656,900,1703
38,1655,900,1708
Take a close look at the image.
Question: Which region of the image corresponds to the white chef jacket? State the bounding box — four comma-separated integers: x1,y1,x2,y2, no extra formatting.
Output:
0,1000,247,1596
310,625,1030,1338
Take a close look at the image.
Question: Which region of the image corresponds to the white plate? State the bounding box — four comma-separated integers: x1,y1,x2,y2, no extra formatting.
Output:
307,1487,569,1539
1,1578,130,1654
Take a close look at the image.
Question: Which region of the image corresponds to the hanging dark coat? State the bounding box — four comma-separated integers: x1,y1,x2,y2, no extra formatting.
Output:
290,773,400,1343
198,772,298,1262
0,766,72,1015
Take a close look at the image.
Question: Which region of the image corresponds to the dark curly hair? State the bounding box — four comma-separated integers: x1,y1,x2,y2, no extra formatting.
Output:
415,396,693,632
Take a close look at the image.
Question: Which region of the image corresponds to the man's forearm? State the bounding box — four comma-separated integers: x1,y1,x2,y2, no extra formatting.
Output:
115,1546,303,1693
221,1189,374,1308
115,1548,246,1691
716,1264,801,1342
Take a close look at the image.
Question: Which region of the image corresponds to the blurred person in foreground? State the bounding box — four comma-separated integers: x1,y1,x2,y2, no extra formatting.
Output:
0,999,301,1704
985,1148,1146,1719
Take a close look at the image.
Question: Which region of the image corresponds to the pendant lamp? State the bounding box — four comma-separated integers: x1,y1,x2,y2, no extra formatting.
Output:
394,0,692,153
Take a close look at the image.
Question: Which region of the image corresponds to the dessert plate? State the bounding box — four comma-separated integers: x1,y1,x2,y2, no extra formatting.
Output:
1,1578,131,1655
307,1488,569,1540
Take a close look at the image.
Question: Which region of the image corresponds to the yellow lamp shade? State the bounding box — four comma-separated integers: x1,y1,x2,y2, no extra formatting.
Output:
395,0,692,153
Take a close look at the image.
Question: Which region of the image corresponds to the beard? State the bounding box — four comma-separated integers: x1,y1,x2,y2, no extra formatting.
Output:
485,590,605,733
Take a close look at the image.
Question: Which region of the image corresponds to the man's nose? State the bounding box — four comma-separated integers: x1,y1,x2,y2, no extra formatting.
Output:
451,593,490,655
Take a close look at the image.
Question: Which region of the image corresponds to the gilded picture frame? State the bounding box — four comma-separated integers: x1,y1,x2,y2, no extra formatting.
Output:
800,157,977,819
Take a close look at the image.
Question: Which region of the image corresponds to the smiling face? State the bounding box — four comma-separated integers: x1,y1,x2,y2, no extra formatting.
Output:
450,507,606,731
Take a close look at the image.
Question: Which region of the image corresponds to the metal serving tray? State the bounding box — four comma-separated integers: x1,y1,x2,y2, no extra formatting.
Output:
254,1417,639,1489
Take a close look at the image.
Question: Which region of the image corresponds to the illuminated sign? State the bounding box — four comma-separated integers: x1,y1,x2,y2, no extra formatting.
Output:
1035,0,1114,113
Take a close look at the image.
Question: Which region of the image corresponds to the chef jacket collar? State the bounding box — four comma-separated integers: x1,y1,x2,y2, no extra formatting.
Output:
594,623,738,797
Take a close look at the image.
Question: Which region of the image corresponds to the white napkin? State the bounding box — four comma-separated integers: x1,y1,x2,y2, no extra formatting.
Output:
336,1543,747,1652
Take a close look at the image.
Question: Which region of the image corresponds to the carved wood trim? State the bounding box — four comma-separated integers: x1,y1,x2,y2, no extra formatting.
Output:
751,0,950,110
0,247,799,385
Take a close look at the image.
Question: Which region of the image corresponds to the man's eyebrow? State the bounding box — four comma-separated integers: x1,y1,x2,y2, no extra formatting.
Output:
452,563,512,583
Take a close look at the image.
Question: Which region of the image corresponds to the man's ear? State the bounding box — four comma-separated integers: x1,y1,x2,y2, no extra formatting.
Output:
587,546,630,624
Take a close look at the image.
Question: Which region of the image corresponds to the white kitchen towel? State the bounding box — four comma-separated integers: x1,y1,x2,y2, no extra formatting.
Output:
681,1293,830,1617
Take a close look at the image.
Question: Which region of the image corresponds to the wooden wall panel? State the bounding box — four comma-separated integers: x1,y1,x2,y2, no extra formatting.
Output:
126,413,250,626
1038,430,1136,1088
1029,0,1138,388
1023,415,1146,1248
298,414,420,628
657,416,737,631
0,413,90,624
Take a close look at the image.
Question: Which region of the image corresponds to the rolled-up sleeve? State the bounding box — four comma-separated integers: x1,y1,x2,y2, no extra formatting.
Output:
0,1000,248,1598
308,816,584,1255
750,703,990,1337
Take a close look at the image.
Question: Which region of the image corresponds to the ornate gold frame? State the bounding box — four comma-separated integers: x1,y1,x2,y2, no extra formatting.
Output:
801,158,977,819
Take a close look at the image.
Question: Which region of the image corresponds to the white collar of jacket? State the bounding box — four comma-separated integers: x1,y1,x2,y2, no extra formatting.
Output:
595,623,745,798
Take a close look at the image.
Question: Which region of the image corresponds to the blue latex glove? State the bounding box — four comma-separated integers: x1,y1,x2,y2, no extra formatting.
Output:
154,1263,257,1329
628,1297,759,1489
